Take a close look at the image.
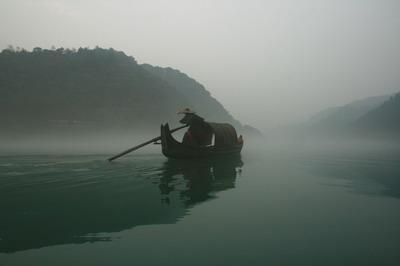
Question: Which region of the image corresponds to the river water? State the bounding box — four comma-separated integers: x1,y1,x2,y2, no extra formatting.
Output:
1,141,400,265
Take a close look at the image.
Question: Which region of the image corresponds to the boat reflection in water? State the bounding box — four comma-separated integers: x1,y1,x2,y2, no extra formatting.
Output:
159,155,244,205
0,155,243,253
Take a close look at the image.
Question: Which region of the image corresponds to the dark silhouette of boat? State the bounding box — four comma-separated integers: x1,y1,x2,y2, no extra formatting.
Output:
160,123,243,159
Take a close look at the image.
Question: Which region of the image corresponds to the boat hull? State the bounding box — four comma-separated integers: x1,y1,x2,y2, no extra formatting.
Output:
161,124,243,159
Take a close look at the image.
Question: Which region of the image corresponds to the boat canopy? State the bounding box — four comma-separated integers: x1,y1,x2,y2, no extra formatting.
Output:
206,122,239,148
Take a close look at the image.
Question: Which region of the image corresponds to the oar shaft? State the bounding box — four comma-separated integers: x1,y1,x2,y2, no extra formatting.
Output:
107,125,188,161
107,136,160,162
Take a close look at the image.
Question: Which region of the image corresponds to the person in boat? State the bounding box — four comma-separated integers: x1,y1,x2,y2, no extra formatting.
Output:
177,108,213,147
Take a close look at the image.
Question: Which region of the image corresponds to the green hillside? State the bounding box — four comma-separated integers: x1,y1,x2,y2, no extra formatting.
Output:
141,64,241,128
0,47,241,136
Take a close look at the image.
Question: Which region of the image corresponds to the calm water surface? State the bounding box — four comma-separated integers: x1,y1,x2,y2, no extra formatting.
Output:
1,143,400,265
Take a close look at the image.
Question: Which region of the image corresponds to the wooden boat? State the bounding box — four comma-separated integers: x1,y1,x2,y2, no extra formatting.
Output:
160,123,243,159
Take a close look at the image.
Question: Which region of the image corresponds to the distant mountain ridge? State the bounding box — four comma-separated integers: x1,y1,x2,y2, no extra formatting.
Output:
347,93,400,139
0,47,246,136
307,94,392,131
270,92,400,141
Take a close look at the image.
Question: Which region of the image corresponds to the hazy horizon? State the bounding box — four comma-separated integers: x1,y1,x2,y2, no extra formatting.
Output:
1,0,400,132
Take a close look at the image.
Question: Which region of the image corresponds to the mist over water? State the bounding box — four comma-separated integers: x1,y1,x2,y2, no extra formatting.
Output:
1,137,400,265
0,128,184,155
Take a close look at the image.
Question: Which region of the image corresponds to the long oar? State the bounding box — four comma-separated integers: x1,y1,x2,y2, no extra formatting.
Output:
107,125,188,161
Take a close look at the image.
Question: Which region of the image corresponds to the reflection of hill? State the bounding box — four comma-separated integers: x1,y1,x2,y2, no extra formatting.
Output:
0,155,243,253
0,159,184,253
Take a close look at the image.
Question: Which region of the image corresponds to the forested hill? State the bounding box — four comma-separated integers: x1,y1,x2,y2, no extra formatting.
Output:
0,47,241,135
347,93,400,139
141,64,241,128
269,92,400,141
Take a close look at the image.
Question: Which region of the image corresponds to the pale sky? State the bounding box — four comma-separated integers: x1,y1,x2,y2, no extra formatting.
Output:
1,0,400,132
